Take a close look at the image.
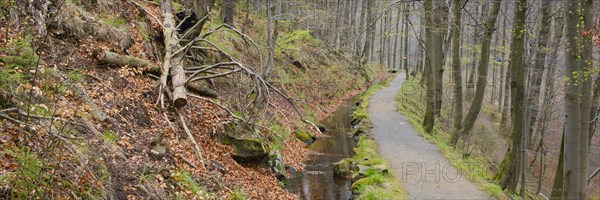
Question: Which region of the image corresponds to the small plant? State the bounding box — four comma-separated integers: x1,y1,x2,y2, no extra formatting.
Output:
0,147,47,199
230,188,246,200
171,170,208,198
138,166,155,184
101,130,118,143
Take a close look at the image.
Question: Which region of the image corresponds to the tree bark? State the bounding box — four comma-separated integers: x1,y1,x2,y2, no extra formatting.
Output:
361,0,374,64
393,6,401,71
578,0,593,197
186,0,217,40
402,5,410,78
94,50,151,67
526,1,552,149
496,0,527,192
221,0,236,26
432,1,448,116
161,0,187,108
453,0,501,146
422,0,435,134
563,0,582,198
551,131,565,199
449,0,463,145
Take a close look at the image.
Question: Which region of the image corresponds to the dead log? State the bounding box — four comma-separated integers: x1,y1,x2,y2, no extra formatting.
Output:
93,49,161,75
56,4,133,52
94,49,150,67
186,81,218,98
160,0,187,108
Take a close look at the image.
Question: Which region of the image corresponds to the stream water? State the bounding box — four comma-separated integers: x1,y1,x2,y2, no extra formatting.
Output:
286,99,356,200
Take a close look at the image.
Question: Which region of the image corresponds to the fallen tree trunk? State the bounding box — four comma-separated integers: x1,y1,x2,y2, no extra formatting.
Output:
160,0,187,108
187,81,218,98
94,49,150,67
56,4,133,52
93,49,161,74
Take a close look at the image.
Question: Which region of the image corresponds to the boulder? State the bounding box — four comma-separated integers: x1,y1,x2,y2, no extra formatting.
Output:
294,130,316,144
267,150,287,181
333,158,354,177
351,112,367,126
352,164,389,181
223,136,268,163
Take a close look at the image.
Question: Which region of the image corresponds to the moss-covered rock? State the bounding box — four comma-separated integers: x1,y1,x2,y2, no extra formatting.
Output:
351,111,367,126
333,158,354,177
225,136,268,162
267,150,286,181
294,130,316,144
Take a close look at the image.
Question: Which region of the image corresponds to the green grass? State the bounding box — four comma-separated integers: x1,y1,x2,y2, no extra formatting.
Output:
349,75,407,200
171,170,208,199
230,188,247,200
395,78,509,199
101,129,118,143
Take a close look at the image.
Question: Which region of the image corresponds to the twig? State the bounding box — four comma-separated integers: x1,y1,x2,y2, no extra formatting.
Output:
0,113,23,124
177,154,198,169
129,0,164,28
12,108,83,126
175,108,205,166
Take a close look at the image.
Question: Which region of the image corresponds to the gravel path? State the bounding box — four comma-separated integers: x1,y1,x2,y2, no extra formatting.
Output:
367,74,490,199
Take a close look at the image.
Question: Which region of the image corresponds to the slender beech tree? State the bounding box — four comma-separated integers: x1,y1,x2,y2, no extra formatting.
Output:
578,0,593,198
361,0,374,64
402,5,410,78
496,0,527,192
393,6,402,71
563,0,581,198
452,0,501,146
549,14,565,200
432,1,447,116
450,0,463,143
423,0,436,134
527,1,552,148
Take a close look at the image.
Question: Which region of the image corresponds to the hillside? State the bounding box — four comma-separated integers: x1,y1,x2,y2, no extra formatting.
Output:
0,1,387,199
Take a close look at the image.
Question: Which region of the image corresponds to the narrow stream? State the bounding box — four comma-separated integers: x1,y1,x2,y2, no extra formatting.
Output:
286,99,356,200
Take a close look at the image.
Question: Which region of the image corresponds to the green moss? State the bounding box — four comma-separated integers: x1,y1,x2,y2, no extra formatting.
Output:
230,188,247,200
347,75,406,199
352,173,386,193
232,137,265,153
294,130,315,143
103,16,128,31
358,187,396,200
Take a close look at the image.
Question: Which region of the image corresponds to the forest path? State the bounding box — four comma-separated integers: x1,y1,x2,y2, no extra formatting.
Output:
367,74,490,199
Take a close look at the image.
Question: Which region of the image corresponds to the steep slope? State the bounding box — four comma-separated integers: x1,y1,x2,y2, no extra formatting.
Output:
0,1,386,199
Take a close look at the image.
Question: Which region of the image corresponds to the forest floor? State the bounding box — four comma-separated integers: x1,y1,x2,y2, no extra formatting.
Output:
367,74,490,199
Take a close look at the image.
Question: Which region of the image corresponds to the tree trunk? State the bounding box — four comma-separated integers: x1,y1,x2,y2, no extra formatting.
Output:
432,2,448,116
422,0,435,134
361,0,374,64
563,0,582,198
187,0,217,40
449,0,463,145
356,0,367,57
551,131,565,199
453,0,501,146
402,5,410,78
221,0,236,26
161,0,188,108
526,1,552,148
496,0,527,192
393,7,401,71
578,0,593,197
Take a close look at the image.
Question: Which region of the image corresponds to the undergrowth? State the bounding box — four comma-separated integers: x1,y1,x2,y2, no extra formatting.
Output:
396,77,509,199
